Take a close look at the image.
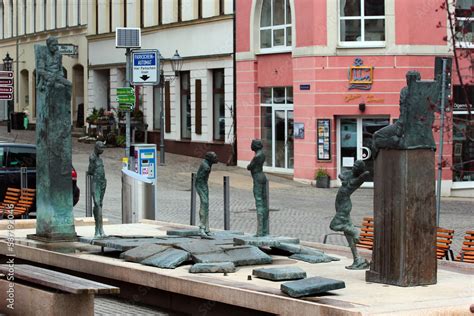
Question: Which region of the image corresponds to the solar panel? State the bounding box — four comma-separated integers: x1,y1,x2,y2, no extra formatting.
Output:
116,27,141,48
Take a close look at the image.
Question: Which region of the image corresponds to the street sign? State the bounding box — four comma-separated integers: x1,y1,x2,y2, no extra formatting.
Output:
116,95,135,103
116,87,134,96
0,79,13,85
131,49,160,86
118,104,133,112
58,44,78,56
0,71,13,78
0,94,13,100
116,87,135,111
0,87,13,93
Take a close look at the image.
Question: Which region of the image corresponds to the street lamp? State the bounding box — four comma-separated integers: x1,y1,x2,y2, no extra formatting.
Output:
159,50,183,165
3,53,13,133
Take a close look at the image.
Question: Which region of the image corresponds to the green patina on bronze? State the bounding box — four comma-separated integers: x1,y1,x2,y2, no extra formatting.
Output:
247,139,269,237
330,160,370,270
88,141,107,238
34,37,76,241
195,152,218,236
374,70,441,155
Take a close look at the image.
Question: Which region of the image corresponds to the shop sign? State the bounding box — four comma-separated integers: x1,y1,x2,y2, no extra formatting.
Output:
453,103,469,111
348,58,373,90
344,94,384,104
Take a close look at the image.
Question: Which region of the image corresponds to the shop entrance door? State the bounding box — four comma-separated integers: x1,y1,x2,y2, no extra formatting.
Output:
337,117,390,185
261,107,294,172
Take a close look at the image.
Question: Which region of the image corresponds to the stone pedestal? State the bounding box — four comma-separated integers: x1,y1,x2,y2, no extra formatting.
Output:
366,149,437,287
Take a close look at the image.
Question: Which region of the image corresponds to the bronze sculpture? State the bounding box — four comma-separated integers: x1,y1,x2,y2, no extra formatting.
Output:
247,139,269,237
34,36,77,241
195,152,219,236
330,160,370,269
88,141,107,238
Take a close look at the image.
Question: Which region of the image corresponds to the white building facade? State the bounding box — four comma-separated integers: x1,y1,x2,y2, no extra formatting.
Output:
0,0,88,126
87,0,235,163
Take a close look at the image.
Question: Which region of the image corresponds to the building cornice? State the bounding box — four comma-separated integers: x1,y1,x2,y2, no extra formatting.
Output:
87,14,233,42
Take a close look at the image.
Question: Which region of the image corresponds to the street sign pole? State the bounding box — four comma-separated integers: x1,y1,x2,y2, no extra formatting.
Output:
125,48,132,169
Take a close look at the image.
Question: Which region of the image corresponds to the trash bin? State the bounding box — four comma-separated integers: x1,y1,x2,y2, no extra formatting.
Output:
122,169,155,223
11,112,26,130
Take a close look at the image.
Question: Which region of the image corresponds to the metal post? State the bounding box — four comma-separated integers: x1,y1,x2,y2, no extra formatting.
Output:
159,71,165,165
20,167,28,189
125,48,132,169
85,172,93,217
265,179,270,211
436,58,448,227
190,172,196,226
224,176,230,230
7,100,11,133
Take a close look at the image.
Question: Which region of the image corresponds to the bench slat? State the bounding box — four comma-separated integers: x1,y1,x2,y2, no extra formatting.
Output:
0,265,119,295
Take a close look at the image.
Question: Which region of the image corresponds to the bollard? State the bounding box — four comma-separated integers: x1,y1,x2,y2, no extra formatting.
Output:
85,172,93,217
224,176,230,230
265,179,270,211
190,172,196,226
20,167,28,190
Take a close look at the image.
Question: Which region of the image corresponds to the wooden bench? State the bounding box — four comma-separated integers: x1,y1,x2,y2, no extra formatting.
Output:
0,187,21,219
12,188,36,219
436,227,455,260
356,217,374,250
0,264,119,316
456,230,474,263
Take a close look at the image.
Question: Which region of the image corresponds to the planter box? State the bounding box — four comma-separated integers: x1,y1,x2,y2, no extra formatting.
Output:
316,176,330,188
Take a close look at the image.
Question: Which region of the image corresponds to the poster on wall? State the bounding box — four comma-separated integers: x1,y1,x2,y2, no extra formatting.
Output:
294,123,305,139
317,119,331,160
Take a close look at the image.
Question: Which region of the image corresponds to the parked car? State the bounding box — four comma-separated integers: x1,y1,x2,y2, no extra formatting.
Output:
0,143,80,215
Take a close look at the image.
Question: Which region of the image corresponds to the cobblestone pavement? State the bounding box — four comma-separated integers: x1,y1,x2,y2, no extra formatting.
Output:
1,129,473,255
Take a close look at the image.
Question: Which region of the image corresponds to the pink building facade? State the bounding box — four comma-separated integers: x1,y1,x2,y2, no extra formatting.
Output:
236,0,473,197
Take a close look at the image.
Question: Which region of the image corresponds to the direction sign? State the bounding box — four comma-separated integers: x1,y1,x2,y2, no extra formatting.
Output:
0,79,13,85
131,49,159,86
0,87,13,93
118,104,133,112
0,94,13,100
116,95,135,103
116,87,134,96
0,71,13,78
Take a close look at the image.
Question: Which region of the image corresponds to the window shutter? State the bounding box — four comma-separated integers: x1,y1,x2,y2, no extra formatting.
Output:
195,79,202,135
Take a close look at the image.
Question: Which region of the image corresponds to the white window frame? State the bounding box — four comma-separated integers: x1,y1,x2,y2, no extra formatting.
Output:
259,0,292,54
338,0,386,48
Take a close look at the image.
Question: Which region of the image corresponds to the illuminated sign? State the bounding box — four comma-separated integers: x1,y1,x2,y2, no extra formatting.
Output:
348,58,373,90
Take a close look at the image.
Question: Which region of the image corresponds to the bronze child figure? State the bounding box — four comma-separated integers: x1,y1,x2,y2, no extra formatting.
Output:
330,160,370,269
247,139,269,237
88,141,107,238
196,152,219,236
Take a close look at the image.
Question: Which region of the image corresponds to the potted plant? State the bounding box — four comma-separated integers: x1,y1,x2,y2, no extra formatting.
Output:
315,167,330,188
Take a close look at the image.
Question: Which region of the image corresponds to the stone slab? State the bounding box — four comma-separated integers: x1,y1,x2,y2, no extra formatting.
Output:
191,252,233,264
120,244,169,263
189,262,236,273
252,267,307,281
175,240,224,254
271,243,327,256
281,277,346,298
166,229,201,237
290,253,337,263
79,237,163,251
141,248,191,269
225,246,272,266
233,236,300,247
154,237,198,246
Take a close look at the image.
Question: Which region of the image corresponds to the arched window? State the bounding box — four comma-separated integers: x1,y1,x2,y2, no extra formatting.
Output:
260,0,292,51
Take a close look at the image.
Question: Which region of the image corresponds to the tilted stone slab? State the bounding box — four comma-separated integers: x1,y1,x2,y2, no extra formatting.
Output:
272,243,327,255
81,237,163,251
189,262,236,273
120,244,169,263
225,246,272,266
175,240,224,255
290,253,339,264
191,251,233,264
141,248,191,269
233,236,300,247
166,229,201,237
281,277,346,298
252,266,307,281
154,237,198,246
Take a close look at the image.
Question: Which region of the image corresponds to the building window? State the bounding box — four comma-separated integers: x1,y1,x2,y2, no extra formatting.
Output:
260,0,292,51
180,71,191,139
339,0,385,47
453,85,474,182
213,69,225,141
454,0,473,48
